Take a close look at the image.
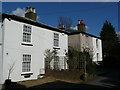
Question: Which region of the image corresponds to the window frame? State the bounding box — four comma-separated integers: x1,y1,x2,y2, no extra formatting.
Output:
22,54,32,73
54,56,59,70
97,53,99,61
96,39,99,49
22,24,32,44
53,33,59,47
85,35,89,48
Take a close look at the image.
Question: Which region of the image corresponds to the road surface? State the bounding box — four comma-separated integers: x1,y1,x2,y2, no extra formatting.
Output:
2,68,120,89
29,69,120,88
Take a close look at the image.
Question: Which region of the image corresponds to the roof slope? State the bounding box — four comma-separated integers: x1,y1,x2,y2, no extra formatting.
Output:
1,14,70,35
66,29,101,39
1,14,101,39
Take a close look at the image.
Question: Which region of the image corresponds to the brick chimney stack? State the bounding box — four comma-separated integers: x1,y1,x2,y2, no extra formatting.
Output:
25,7,36,21
77,20,86,32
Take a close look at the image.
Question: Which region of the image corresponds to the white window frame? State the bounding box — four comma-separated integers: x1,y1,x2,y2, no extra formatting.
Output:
54,56,59,70
97,53,99,61
54,33,59,47
85,35,89,48
96,39,99,48
22,25,32,43
22,54,31,72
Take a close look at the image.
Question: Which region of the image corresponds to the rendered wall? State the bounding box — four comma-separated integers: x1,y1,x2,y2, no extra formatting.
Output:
1,18,68,84
92,37,102,62
0,21,3,84
68,33,103,63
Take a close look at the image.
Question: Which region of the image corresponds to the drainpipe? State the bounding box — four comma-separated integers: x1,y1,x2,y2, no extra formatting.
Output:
1,19,5,84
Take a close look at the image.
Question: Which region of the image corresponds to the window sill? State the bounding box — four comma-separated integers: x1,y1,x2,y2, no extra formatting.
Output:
53,47,60,49
21,43,33,46
21,72,33,76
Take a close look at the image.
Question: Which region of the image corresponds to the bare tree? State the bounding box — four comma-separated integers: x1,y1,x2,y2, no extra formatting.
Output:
3,61,16,88
7,61,16,80
58,16,73,29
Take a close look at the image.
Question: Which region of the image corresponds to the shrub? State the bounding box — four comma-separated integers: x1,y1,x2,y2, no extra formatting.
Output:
86,62,96,74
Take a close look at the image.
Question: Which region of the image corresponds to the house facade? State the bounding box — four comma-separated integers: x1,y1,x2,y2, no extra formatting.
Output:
0,7,69,84
68,20,102,64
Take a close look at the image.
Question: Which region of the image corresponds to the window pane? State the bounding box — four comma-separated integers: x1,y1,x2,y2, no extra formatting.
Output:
96,39,98,48
54,33,59,47
23,25,32,43
54,56,59,70
22,54,31,72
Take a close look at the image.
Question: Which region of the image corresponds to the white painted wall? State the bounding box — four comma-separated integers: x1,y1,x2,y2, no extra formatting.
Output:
0,21,2,43
0,46,2,83
92,37,102,62
97,39,103,61
0,18,68,84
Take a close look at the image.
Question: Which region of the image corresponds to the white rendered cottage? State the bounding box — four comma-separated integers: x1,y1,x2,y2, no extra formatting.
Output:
0,7,69,84
68,20,103,64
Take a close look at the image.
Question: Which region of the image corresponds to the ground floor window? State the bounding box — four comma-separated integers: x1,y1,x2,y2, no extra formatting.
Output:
54,56,59,70
97,53,99,61
45,55,67,70
45,58,50,69
22,54,31,72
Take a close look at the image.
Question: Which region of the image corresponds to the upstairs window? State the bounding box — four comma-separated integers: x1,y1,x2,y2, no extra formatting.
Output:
54,33,59,47
85,35,89,48
23,25,32,43
96,39,98,48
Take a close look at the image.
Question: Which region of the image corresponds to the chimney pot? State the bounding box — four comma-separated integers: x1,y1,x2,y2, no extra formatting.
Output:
78,20,84,24
58,24,65,29
77,20,86,32
78,20,81,24
80,20,84,24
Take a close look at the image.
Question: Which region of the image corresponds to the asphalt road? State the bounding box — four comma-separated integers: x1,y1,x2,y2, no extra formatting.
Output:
78,69,120,88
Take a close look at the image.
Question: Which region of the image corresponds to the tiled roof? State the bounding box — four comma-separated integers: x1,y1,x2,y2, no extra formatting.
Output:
66,29,101,39
1,14,70,35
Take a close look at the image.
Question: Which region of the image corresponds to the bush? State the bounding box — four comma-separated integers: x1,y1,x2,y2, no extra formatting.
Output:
45,69,83,81
80,72,88,81
86,62,96,74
